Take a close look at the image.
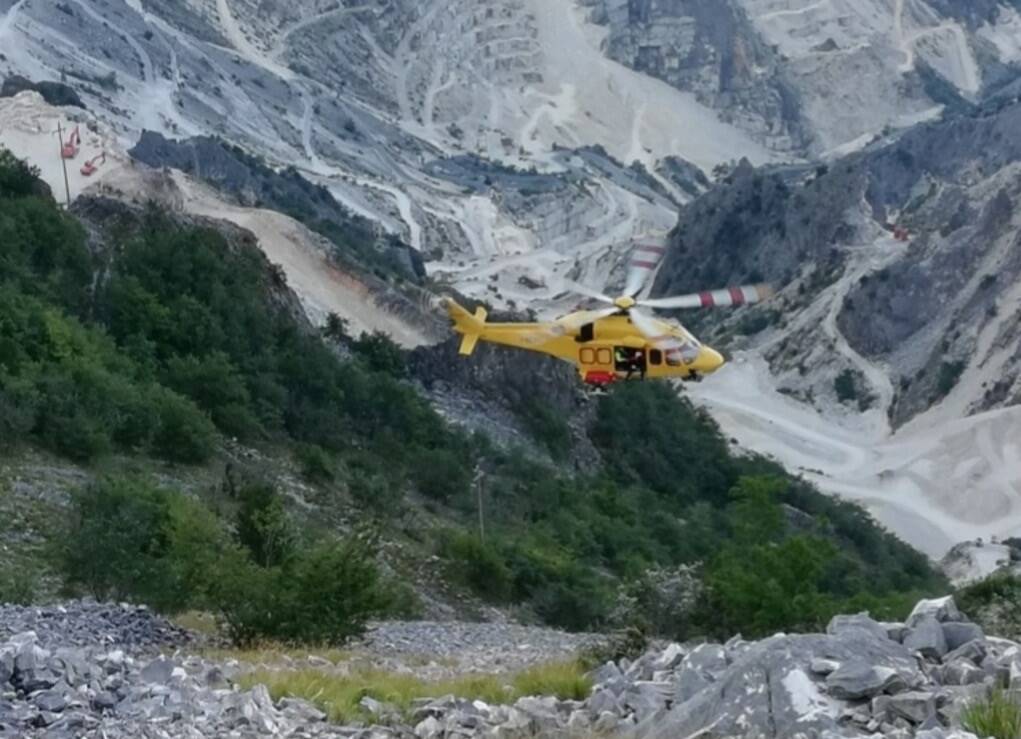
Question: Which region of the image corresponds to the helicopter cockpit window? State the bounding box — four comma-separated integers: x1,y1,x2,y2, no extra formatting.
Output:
649,349,663,366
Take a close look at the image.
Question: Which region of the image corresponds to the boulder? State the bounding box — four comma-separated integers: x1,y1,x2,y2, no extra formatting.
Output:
91,691,118,712
681,644,728,677
942,659,986,686
904,616,948,660
139,657,175,684
33,689,68,713
871,694,892,721
883,622,910,643
888,691,936,724
590,660,624,686
936,683,992,726
946,639,987,665
593,710,621,734
916,730,982,739
810,658,840,676
586,687,620,715
648,631,922,739
652,643,685,672
415,715,443,739
623,681,672,722
907,597,962,628
0,647,13,686
826,660,907,700
943,622,985,651
673,643,728,704
827,613,889,641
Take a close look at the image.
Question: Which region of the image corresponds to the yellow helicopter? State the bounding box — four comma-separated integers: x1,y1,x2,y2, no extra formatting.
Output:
443,244,772,388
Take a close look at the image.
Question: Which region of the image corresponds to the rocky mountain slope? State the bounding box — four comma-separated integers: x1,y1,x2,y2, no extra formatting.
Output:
0,0,777,313
582,0,1021,156
2,0,1021,572
0,596,1010,738
652,95,1021,557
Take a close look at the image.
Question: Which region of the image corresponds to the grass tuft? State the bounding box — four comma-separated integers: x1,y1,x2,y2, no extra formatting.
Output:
962,689,1021,739
239,660,592,724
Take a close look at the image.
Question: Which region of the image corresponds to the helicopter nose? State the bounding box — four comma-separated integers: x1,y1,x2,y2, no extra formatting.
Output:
698,348,726,373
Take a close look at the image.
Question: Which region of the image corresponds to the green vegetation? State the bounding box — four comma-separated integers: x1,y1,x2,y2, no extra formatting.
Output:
59,475,402,645
957,573,1021,642
935,360,966,400
0,148,945,643
962,689,1021,739
241,660,591,724
439,383,944,637
518,399,573,460
834,369,858,404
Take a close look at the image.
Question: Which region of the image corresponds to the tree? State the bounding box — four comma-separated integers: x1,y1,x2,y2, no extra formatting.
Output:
351,330,406,376
323,312,349,342
61,478,174,606
235,483,297,568
0,147,41,197
727,476,786,545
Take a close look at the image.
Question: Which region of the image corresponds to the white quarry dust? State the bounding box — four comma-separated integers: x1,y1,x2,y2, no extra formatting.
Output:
689,355,1021,559
943,543,1015,586
526,0,779,174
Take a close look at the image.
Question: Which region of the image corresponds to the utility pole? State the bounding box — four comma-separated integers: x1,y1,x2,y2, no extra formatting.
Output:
473,465,486,545
55,121,71,208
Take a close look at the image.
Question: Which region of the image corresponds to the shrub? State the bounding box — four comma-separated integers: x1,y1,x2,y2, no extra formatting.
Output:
518,400,572,460
0,147,41,197
235,483,297,568
294,444,336,484
348,466,403,517
0,565,37,605
834,369,858,404
608,564,705,640
410,448,471,502
936,360,966,399
440,531,512,602
351,331,406,376
149,388,217,464
60,477,177,607
962,689,1021,739
213,535,397,646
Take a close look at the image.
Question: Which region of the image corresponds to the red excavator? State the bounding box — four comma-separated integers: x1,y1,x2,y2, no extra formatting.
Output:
80,151,106,177
61,126,80,159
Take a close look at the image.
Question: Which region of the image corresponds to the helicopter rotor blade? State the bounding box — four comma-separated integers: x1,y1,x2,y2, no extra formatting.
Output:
623,243,667,297
639,284,774,310
516,306,619,345
556,306,620,332
629,307,702,364
552,275,615,305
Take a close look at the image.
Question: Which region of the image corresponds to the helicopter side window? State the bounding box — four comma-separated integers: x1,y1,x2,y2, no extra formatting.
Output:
649,349,663,366
576,323,595,343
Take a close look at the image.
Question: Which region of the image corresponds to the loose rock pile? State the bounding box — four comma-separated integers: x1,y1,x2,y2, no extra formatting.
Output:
356,621,603,676
0,597,1015,738
382,597,1010,739
0,601,191,650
